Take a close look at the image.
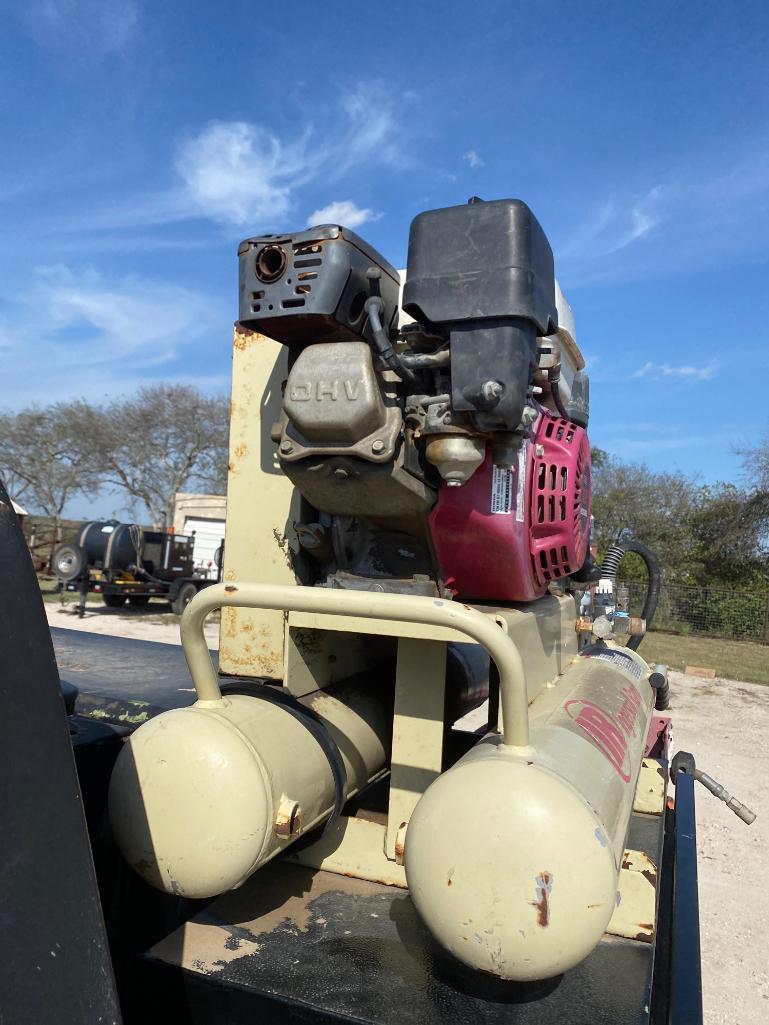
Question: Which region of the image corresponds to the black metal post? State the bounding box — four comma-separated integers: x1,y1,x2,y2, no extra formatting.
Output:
0,480,122,1024
669,770,704,1025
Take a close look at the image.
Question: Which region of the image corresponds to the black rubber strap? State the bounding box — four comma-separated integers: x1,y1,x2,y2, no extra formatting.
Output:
219,681,348,832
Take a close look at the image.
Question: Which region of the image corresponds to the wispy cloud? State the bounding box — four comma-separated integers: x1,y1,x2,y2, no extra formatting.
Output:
72,82,404,235
1,266,221,405
558,140,769,288
306,200,378,229
463,149,484,169
176,83,400,229
176,121,305,226
560,186,665,260
630,359,719,382
22,0,139,55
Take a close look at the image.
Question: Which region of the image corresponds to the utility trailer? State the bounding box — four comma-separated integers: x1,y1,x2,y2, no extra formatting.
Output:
52,519,222,615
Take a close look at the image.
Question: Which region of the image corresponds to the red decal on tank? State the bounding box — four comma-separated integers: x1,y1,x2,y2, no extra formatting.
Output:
565,684,642,782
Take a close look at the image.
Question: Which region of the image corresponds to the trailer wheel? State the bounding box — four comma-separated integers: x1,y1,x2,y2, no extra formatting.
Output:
52,543,86,583
171,582,198,616
128,595,150,608
103,594,127,608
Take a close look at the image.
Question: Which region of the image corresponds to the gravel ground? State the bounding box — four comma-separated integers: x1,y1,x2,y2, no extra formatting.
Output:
668,670,768,1025
44,595,220,648
45,605,766,1022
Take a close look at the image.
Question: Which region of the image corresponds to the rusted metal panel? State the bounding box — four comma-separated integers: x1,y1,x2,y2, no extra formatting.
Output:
218,326,299,680
634,758,667,815
607,849,658,943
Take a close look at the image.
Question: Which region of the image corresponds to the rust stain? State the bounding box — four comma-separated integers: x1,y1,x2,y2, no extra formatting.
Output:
642,868,657,887
272,527,295,572
227,461,235,473
393,822,408,865
234,443,248,459
233,323,259,351
529,871,553,927
293,627,323,657
224,569,236,581
634,924,654,943
224,584,238,593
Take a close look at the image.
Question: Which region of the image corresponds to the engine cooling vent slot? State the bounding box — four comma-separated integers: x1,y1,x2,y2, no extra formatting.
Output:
529,413,591,586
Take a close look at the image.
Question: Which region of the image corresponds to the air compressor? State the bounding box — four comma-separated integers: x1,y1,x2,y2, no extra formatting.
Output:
106,197,750,990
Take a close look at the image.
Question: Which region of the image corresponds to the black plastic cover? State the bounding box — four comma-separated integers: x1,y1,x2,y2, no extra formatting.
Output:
402,199,557,334
403,200,558,430
238,225,401,347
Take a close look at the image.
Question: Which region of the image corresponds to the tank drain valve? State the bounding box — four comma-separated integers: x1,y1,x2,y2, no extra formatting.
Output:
672,751,756,825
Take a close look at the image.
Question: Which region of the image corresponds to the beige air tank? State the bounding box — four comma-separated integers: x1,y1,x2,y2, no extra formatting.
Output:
404,646,654,981
108,675,390,898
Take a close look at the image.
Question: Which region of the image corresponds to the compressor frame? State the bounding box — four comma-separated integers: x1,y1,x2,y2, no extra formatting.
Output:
0,469,706,1025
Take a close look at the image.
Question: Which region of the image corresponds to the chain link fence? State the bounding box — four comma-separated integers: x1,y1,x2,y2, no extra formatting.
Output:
621,581,769,644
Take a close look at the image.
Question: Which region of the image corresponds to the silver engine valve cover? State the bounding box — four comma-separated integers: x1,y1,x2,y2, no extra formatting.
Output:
280,341,401,461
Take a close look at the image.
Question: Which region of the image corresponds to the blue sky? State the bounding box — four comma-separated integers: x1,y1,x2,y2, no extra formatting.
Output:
2,0,769,496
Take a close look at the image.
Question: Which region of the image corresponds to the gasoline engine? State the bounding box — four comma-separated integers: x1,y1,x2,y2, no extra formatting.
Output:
109,199,697,983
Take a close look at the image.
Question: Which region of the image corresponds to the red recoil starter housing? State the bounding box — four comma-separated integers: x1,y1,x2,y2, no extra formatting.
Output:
428,411,592,603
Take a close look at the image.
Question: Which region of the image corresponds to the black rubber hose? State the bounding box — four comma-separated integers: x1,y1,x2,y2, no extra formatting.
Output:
550,379,570,420
600,538,661,651
364,296,421,388
400,349,451,369
547,362,571,421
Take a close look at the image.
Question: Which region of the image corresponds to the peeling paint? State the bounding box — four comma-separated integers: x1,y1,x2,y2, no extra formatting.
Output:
530,872,553,927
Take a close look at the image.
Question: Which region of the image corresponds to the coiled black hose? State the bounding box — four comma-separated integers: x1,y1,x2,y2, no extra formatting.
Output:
600,538,661,651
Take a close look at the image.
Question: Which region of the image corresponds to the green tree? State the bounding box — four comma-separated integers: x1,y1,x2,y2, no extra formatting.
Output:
591,454,702,583
82,384,229,527
0,401,98,561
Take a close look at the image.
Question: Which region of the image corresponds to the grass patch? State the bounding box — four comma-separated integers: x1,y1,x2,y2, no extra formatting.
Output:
639,631,769,686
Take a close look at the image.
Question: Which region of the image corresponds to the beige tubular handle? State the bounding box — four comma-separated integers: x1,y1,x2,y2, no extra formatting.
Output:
180,582,530,749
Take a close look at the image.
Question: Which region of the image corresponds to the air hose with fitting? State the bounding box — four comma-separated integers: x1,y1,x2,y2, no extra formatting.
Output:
600,538,661,652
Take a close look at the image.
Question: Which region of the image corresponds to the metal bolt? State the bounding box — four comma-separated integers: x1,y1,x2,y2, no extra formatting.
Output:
371,439,385,454
535,444,545,457
333,467,349,480
279,440,293,454
274,798,303,839
481,380,504,405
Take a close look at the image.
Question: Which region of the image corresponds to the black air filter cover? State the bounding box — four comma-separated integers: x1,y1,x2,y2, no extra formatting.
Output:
402,199,558,430
238,225,400,347
402,199,557,333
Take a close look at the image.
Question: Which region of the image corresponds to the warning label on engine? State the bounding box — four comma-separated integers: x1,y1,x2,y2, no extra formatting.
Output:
491,465,513,514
